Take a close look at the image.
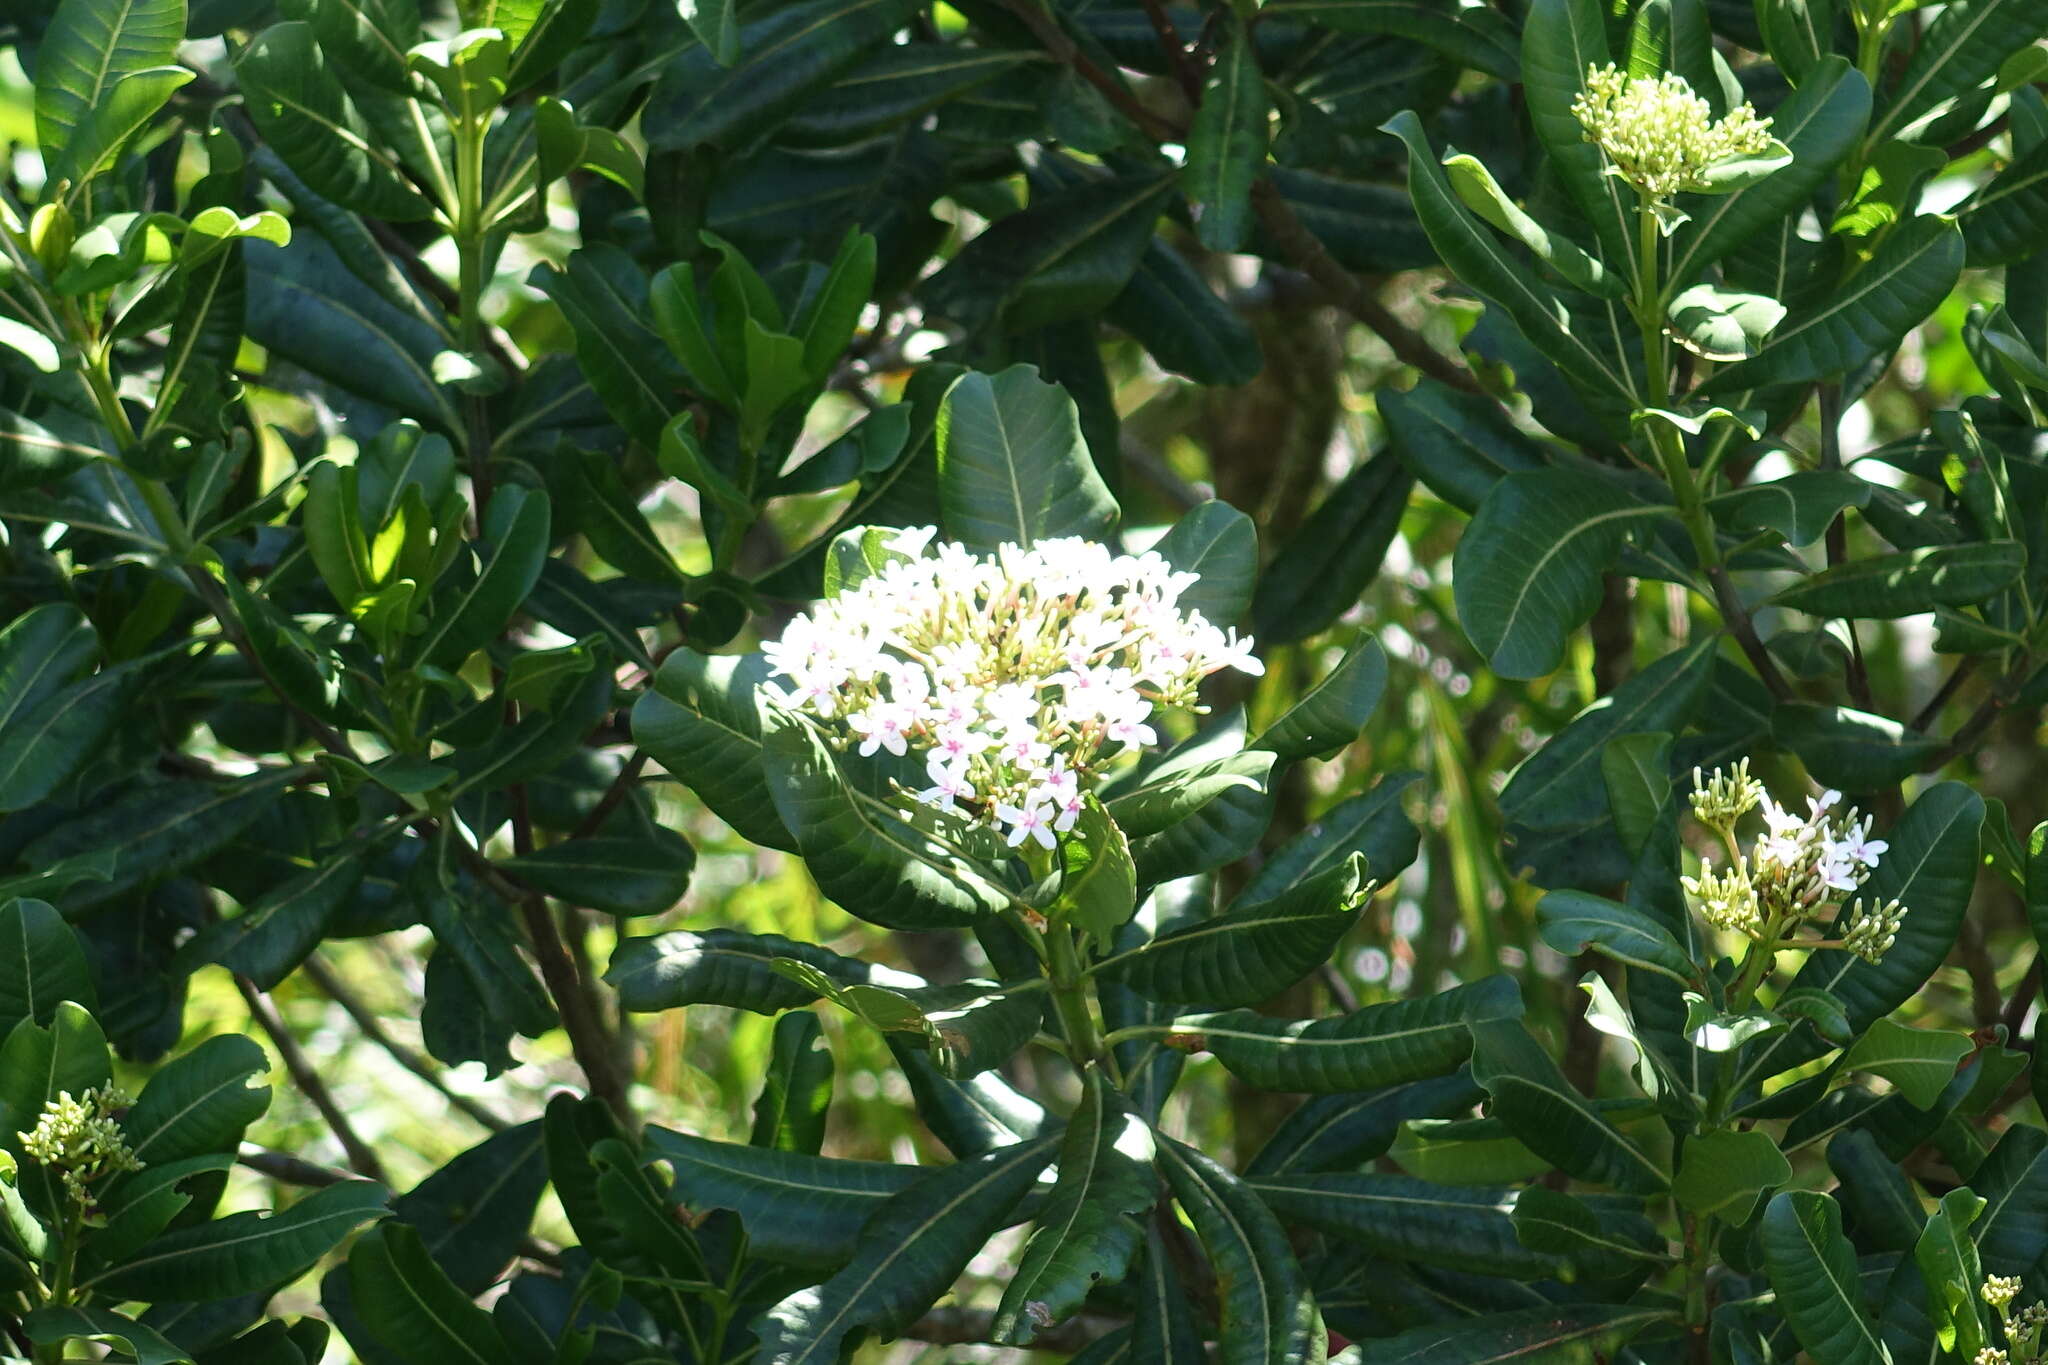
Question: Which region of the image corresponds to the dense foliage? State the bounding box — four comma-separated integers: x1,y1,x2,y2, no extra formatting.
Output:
7,0,2048,1359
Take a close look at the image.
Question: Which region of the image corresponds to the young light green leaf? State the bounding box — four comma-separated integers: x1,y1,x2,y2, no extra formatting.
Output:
1913,1188,1988,1357
1671,1128,1791,1220
1839,1018,1974,1108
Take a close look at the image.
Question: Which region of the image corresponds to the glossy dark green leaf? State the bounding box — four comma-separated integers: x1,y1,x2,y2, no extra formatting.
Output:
0,409,107,493
236,24,431,221
1769,541,2024,617
1157,1137,1323,1364
34,0,186,188
1250,451,1414,645
1153,500,1258,626
529,246,682,449
1913,1188,1988,1357
0,1002,112,1160
1453,469,1670,678
1868,0,2048,145
751,1011,834,1154
1098,855,1367,1007
992,1071,1155,1344
935,365,1120,552
1771,703,1943,790
1104,241,1263,385
1105,748,1272,839
414,485,551,669
1255,1172,1565,1278
89,1178,391,1301
121,1034,271,1168
1257,638,1387,763
344,1223,503,1364
1184,16,1267,251
606,927,918,1013
390,1122,548,1295
1246,1072,1483,1177
1759,1191,1888,1365
1380,377,1548,514
23,773,291,914
1707,470,1873,548
23,1307,194,1365
1238,772,1424,906
194,853,364,990
0,660,147,814
1535,890,1697,986
1194,974,1523,1093
752,1136,1056,1359
1470,1018,1669,1193
631,648,795,852
1341,1304,1671,1363
1671,1128,1791,1220
1269,0,1520,78
499,830,694,916
0,897,92,1032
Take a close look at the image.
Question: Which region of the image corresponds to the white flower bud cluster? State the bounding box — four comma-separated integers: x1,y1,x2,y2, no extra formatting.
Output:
764,530,1263,850
17,1086,142,1207
1681,767,1900,961
1981,1273,2048,1364
1571,64,1776,200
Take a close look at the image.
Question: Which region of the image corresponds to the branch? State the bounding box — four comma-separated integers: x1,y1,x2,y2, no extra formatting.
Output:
993,0,1185,142
1249,180,1490,399
1705,565,1794,702
568,748,650,840
235,977,386,1183
902,1306,1125,1352
301,954,512,1133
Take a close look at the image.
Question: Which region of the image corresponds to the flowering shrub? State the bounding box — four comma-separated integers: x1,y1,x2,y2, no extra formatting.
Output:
5,0,2048,1356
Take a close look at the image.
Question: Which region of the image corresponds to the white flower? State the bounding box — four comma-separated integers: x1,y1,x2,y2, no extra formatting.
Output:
996,801,1057,850
1835,815,1887,869
849,702,915,757
917,754,975,813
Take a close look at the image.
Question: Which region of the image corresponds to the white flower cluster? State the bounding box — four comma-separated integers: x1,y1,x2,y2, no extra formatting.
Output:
1980,1272,2048,1365
17,1086,141,1207
1571,64,1776,200
763,530,1262,850
1682,766,1903,963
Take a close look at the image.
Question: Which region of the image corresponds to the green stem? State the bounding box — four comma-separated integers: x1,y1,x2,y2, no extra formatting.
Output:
1046,926,1104,1066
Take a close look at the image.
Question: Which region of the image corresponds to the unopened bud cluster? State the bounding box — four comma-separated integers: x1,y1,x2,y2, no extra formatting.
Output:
1571,65,1776,200
764,530,1262,850
17,1086,142,1207
1681,765,1902,962
1980,1273,2048,1364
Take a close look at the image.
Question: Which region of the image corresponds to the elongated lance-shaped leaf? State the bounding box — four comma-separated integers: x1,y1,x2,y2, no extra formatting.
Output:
1470,1018,1670,1193
1380,376,1547,515
34,0,185,187
1441,152,1624,298
119,1034,270,1169
1250,451,1414,645
751,1012,834,1154
1153,500,1258,626
752,1136,1056,1361
1703,215,1965,394
631,648,796,852
934,366,1119,552
1536,890,1699,986
389,1121,548,1296
344,1222,504,1364
1453,469,1673,679
1382,114,1639,415
0,897,93,1033
1914,1188,1988,1357
1759,1191,1889,1365
1968,1125,2048,1275
1252,1172,1568,1279
1183,15,1267,252
1190,974,1523,1093
1156,1137,1324,1364
413,484,552,670
1256,637,1387,763
643,1126,924,1268
992,1071,1156,1344
1768,541,2024,618
1869,0,2048,145
0,604,97,732
1097,854,1368,1007
88,1178,391,1300
606,927,921,1013
22,1308,194,1365
1246,1072,1483,1177
1339,1304,1672,1363
1237,772,1424,907
1517,0,1633,267
498,830,694,917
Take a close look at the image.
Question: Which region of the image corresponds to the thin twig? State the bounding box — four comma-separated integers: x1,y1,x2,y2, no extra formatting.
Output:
569,749,650,840
1706,565,1794,701
994,0,1184,142
1137,0,1205,98
301,955,512,1132
1319,963,1361,1013
235,977,386,1183
1956,916,2003,1029
1911,658,1979,733
1818,385,1874,710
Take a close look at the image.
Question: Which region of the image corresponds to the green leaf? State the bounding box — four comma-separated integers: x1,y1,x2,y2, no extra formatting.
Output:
34,0,185,188
935,366,1119,552
1237,772,1425,906
1757,0,1835,82
0,1002,111,1161
679,0,739,64
631,648,796,852
1826,1128,1925,1252
1345,1305,1671,1363
1441,153,1624,299
1704,215,1965,393
753,1137,1056,1361
0,412,106,494
992,1071,1156,1344
1470,1018,1669,1193
1869,0,2048,144
1183,16,1267,252
762,709,1013,930
1246,1072,1483,1177
1153,500,1258,626
1055,798,1137,951
1253,1172,1567,1279
1759,1191,1888,1365
1105,241,1263,386
345,1222,503,1365
1771,702,1943,790
1839,1018,1974,1108
121,1033,271,1167
751,1011,834,1154
1914,1188,1988,1357
795,228,877,380
1510,1185,1667,1278
1960,134,2048,265
1267,0,1520,77
1601,731,1673,860
644,0,915,152
529,246,682,449
235,24,432,221
1380,376,1548,515
1535,890,1697,986
606,928,918,1013
1453,470,1670,678
499,831,695,916
642,1126,922,1267
570,448,684,587
89,1177,390,1300
23,1307,194,1365
1667,284,1786,361
1157,1137,1322,1365
1516,0,1633,269
1706,470,1873,547
1098,855,1368,1007
1192,974,1523,1093
1383,113,1638,413
0,661,148,814
1105,749,1273,839
1672,1128,1792,1220
0,898,92,1032
23,772,291,913
1256,638,1387,763
1767,541,2025,617
414,484,551,669
189,852,364,990
1250,451,1414,645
